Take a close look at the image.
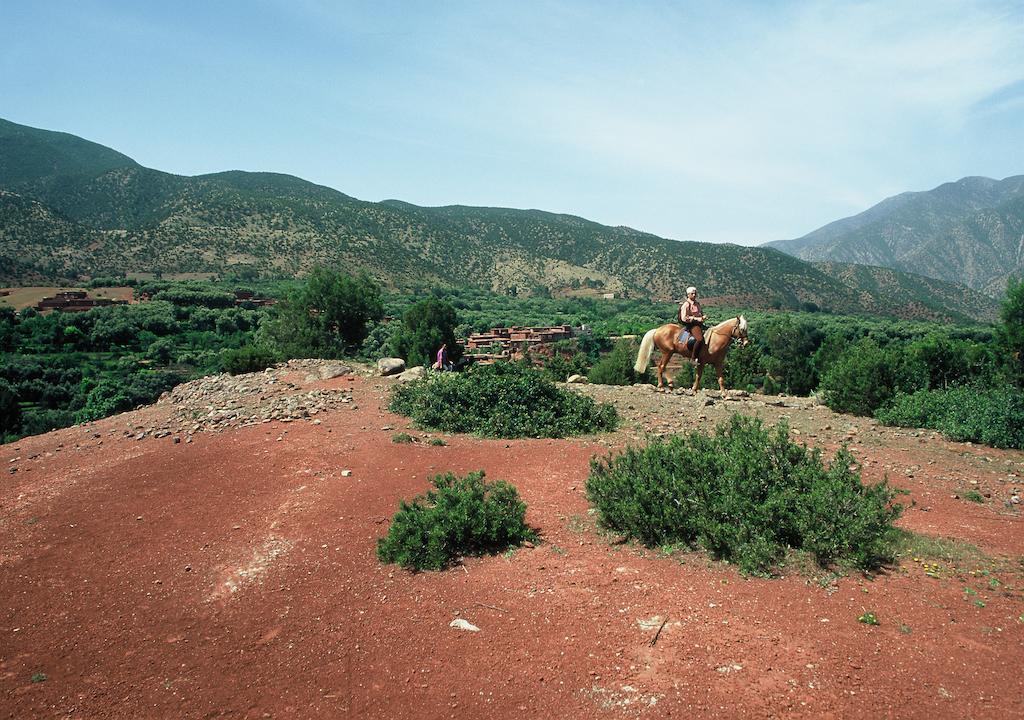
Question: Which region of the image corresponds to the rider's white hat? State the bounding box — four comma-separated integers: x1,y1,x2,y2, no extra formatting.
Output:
686,286,697,295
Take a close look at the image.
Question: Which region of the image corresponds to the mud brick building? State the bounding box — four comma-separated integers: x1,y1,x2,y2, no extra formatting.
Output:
36,291,124,312
463,325,575,362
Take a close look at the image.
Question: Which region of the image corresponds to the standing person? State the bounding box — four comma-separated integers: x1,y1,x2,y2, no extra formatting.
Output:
434,343,453,371
679,286,706,361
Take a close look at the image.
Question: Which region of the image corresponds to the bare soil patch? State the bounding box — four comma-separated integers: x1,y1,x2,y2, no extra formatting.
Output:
1,368,1021,719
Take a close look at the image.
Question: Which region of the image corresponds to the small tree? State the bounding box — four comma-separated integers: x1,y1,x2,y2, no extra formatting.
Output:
761,316,823,395
390,297,461,368
265,267,384,358
0,379,21,436
997,276,1024,387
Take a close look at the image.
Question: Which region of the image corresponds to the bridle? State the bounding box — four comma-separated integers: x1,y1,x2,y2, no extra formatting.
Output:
702,316,750,351
724,317,749,346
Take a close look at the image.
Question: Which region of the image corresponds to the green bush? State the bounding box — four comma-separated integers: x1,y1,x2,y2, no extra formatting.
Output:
0,379,21,434
377,471,536,571
585,415,903,574
997,277,1024,387
907,333,997,390
876,386,1024,449
390,362,617,438
221,344,281,375
74,372,184,423
819,338,927,416
588,338,645,385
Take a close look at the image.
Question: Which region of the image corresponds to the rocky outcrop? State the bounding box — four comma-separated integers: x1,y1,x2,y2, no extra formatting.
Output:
153,359,355,437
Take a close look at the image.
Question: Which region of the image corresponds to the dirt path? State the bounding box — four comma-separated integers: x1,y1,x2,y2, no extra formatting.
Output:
1,370,1022,719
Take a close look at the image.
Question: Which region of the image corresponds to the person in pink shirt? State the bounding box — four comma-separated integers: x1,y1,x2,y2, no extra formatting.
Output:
434,343,453,371
678,286,706,360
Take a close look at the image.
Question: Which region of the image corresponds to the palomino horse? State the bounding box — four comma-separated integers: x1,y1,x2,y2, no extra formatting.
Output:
634,316,749,391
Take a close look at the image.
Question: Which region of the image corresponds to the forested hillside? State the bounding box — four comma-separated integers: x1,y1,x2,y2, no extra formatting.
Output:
0,117,999,322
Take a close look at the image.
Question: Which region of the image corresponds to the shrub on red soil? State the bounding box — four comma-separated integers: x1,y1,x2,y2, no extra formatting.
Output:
876,385,1024,449
586,414,904,574
390,363,617,438
377,471,537,571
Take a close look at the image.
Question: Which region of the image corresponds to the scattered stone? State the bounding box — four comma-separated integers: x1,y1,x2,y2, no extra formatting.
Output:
566,374,589,384
341,470,353,477
153,361,355,436
449,618,480,632
636,616,664,630
319,364,352,380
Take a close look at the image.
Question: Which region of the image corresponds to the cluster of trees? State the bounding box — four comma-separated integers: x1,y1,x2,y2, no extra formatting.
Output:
4,269,1022,449
0,293,270,440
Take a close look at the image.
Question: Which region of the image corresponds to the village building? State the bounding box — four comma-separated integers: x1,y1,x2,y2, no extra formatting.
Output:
35,290,126,312
462,324,576,362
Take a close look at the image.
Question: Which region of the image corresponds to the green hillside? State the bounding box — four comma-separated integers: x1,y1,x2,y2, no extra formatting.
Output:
0,117,1000,322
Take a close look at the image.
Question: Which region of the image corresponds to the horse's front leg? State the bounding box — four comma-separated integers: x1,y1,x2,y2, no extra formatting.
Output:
716,362,726,392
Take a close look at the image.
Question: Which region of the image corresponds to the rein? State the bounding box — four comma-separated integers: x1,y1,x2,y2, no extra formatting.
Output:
707,317,743,348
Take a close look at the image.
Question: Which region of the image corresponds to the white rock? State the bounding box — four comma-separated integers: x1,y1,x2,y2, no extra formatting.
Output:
449,618,480,632
320,363,352,380
566,374,589,384
397,366,426,382
377,358,406,376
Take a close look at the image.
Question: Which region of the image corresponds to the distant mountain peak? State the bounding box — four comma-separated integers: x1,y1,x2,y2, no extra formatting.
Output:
765,174,1024,297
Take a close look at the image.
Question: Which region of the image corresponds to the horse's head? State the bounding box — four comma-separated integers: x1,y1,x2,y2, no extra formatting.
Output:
731,316,749,346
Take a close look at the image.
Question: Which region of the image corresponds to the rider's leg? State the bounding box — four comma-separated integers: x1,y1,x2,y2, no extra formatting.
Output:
691,326,704,362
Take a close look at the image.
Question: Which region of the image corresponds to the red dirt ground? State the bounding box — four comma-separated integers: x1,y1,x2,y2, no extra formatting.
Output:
2,373,1022,719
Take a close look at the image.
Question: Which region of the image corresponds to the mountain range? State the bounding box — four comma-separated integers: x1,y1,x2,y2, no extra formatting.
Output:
0,117,1001,323
765,175,1024,297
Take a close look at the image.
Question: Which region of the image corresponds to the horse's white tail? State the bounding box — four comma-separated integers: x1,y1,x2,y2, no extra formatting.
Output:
634,329,657,373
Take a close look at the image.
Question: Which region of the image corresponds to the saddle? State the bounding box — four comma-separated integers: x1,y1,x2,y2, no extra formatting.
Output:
676,329,696,351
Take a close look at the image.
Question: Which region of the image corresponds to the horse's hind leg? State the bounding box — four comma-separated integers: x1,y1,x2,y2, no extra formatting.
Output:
658,350,674,390
715,362,726,392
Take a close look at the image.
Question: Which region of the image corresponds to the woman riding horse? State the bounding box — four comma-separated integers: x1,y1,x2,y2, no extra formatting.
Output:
679,286,706,360
634,315,749,392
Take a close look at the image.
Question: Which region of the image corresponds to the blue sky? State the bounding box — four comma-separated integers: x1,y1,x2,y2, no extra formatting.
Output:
3,0,1023,244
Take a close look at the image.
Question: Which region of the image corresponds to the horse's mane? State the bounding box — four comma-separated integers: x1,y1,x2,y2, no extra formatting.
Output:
710,316,740,332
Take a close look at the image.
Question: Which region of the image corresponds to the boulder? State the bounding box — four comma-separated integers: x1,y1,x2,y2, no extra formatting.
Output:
320,363,352,380
377,358,406,376
566,374,589,384
398,366,426,382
